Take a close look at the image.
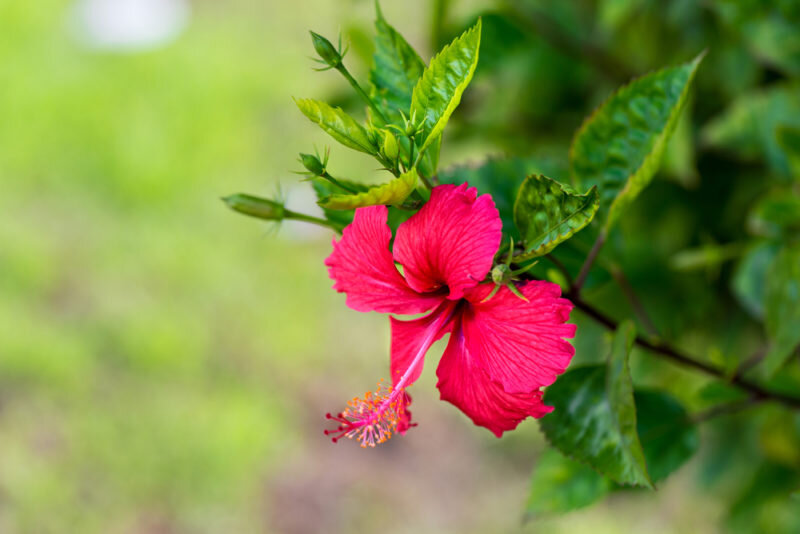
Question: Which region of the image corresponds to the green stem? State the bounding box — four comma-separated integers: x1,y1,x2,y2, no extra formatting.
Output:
336,65,389,124
320,172,358,194
284,209,338,230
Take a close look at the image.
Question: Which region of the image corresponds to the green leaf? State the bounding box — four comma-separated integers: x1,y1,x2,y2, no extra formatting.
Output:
318,168,417,210
370,3,425,121
701,83,800,177
525,448,611,519
571,53,703,229
310,178,369,231
635,390,699,483
438,156,566,237
513,175,599,260
764,244,800,376
541,321,653,488
295,98,376,155
776,125,800,178
732,241,780,320
410,19,481,154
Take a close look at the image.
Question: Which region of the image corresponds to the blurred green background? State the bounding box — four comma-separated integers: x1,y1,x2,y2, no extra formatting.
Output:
0,0,797,533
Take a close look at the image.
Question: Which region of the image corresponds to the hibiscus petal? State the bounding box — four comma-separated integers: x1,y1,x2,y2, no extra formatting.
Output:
461,281,576,393
436,323,553,437
390,302,456,387
393,183,502,300
325,205,442,314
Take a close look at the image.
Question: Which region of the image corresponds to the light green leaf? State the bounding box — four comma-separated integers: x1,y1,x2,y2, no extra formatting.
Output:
701,83,800,177
410,19,481,154
513,175,599,260
295,98,376,155
541,321,653,488
318,168,417,210
764,245,800,376
747,188,800,238
571,53,703,229
635,390,699,483
310,178,369,231
370,3,425,121
525,448,611,519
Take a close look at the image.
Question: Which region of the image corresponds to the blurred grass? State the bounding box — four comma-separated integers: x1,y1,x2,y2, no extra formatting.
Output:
0,1,747,533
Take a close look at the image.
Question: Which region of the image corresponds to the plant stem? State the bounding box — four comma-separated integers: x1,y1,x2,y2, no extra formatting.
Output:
544,254,574,287
573,229,606,292
320,172,358,194
691,397,763,424
336,65,389,124
284,209,338,230
568,293,800,409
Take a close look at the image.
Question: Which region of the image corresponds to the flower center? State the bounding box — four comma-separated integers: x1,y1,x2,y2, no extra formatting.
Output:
324,301,458,447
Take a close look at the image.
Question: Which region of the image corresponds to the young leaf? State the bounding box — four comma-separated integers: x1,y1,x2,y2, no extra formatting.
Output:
318,168,417,210
311,178,368,231
295,99,377,155
635,390,699,483
370,2,425,120
525,448,611,519
513,175,599,260
763,245,800,376
540,321,653,488
410,19,481,154
571,53,703,229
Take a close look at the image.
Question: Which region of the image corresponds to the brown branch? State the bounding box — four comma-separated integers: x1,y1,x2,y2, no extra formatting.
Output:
573,230,606,292
569,293,800,410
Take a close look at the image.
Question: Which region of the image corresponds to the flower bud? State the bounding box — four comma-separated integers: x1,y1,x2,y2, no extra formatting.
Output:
222,194,285,221
380,130,399,161
491,263,512,285
310,31,342,69
299,153,326,176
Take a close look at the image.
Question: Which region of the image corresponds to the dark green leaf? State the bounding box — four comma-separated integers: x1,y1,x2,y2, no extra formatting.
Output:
541,321,653,488
571,53,703,229
295,98,377,155
727,461,800,534
513,175,599,260
410,19,481,153
370,3,425,122
764,244,800,376
525,448,610,518
318,168,417,210
635,390,699,483
776,125,800,178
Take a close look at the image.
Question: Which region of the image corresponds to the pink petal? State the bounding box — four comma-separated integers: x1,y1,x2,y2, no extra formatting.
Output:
393,184,502,300
390,302,456,387
325,205,443,314
461,281,576,393
436,323,553,437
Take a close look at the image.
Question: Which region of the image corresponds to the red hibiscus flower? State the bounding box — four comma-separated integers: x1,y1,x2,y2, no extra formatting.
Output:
324,183,576,446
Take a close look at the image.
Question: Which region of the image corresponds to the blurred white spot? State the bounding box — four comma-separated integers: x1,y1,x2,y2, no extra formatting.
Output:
72,0,190,51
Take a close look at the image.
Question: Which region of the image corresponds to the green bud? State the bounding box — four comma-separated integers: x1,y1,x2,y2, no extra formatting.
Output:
222,194,285,221
310,31,342,68
380,130,399,161
491,263,512,285
299,153,326,176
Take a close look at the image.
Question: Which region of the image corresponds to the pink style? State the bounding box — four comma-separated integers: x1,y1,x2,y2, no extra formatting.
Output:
324,183,576,447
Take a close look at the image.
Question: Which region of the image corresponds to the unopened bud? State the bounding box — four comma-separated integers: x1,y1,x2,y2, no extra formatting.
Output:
310,31,342,68
222,194,285,221
380,130,399,161
299,153,326,176
491,263,512,285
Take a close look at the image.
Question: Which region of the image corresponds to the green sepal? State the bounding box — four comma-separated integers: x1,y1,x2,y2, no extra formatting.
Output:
513,175,599,261
318,168,417,210
571,53,703,230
